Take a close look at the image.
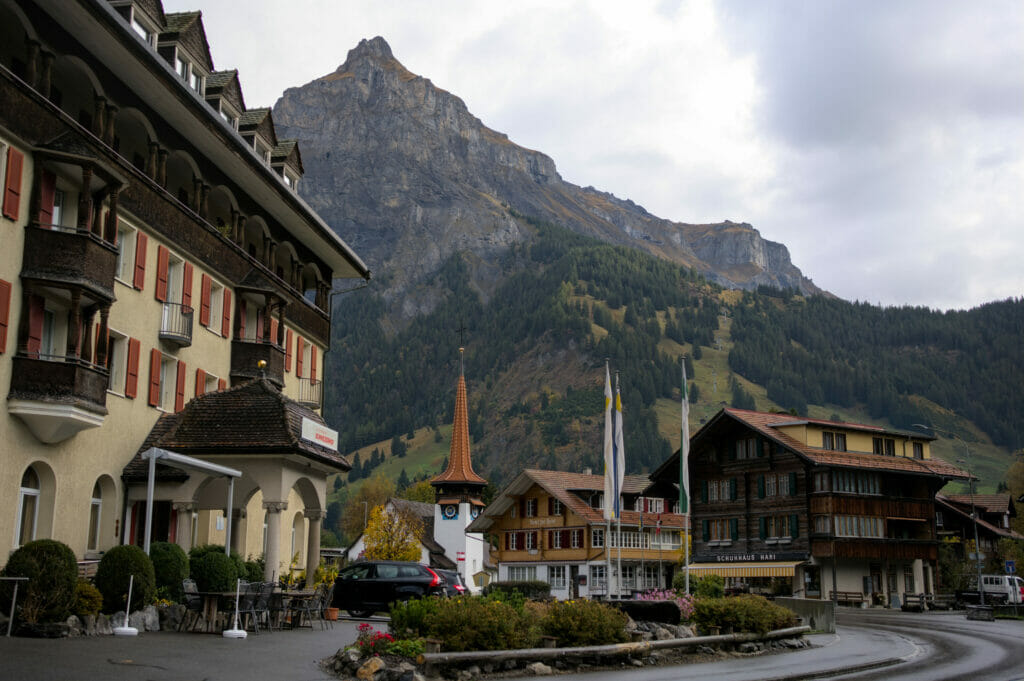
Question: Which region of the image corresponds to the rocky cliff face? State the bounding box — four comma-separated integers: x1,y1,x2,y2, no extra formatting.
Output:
273,37,819,314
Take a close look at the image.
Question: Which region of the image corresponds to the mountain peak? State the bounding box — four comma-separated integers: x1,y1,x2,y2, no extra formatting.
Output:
346,36,394,63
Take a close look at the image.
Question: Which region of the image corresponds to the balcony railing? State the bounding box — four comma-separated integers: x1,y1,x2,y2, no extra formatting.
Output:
230,339,285,388
21,225,117,301
296,377,323,409
159,303,194,347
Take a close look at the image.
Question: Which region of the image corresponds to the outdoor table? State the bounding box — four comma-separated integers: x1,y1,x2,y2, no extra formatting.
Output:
280,590,315,629
193,591,237,633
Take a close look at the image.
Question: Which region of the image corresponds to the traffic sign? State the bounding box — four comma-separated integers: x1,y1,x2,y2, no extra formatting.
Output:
1006,559,1016,574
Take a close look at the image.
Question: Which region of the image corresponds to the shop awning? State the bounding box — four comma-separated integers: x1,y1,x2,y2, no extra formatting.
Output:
685,561,804,578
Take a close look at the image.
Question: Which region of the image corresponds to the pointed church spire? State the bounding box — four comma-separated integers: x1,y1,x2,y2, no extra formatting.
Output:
431,346,486,488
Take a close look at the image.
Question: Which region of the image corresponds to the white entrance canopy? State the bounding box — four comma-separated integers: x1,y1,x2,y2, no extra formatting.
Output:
140,447,242,555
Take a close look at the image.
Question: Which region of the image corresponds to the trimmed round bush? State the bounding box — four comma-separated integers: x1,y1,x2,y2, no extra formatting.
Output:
73,579,103,617
540,599,628,647
94,545,156,613
189,551,238,592
0,539,78,624
243,559,263,583
149,542,189,601
189,545,245,586
693,594,798,635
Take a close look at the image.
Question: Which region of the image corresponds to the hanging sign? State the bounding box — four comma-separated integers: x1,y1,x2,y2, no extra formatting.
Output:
301,417,338,451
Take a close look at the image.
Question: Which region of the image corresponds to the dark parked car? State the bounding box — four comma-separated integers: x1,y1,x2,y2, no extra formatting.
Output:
437,569,467,597
332,560,445,618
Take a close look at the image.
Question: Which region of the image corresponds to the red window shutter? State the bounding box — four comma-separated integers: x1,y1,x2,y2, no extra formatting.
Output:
547,498,554,515
37,170,55,227
269,318,279,346
154,245,169,302
195,368,207,397
533,531,539,549
133,232,148,290
218,377,227,391
174,360,186,412
221,289,231,337
504,533,510,551
125,337,140,398
182,262,193,308
310,345,318,382
199,274,211,327
238,298,246,338
26,294,44,356
562,530,570,547
2,147,24,220
518,532,526,548
285,329,293,371
256,308,264,340
148,348,162,406
296,335,305,377
0,279,11,353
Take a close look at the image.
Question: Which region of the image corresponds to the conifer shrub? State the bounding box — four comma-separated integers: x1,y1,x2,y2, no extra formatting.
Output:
390,596,536,651
149,542,189,601
0,539,78,623
693,574,725,599
189,550,239,592
692,594,797,635
94,545,156,613
539,599,628,647
73,579,103,618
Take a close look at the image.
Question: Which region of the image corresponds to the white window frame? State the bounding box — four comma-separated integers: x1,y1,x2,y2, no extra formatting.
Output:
648,498,664,514
525,531,537,550
204,372,219,394
591,528,604,548
158,354,176,411
571,529,582,549
550,498,562,516
508,532,520,551
106,328,128,395
589,564,606,589
525,498,537,518
15,468,41,548
508,565,537,582
548,565,566,590
208,279,225,335
550,530,562,549
114,223,137,284
0,140,8,200
87,481,102,552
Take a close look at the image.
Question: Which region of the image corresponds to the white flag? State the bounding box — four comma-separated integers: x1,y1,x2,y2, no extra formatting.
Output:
613,380,625,520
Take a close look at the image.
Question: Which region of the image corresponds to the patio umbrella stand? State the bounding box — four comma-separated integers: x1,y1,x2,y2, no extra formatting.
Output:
223,578,247,639
113,575,138,637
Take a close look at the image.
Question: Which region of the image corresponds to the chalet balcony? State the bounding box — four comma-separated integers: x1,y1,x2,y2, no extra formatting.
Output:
295,377,322,409
21,225,117,301
230,338,285,388
159,303,194,347
7,354,108,443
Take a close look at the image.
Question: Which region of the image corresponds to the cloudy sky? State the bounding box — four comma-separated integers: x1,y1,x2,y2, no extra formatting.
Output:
166,0,1023,310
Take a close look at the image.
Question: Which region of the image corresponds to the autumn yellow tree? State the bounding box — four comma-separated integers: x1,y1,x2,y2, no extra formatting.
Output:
341,473,397,542
399,480,436,504
363,504,423,561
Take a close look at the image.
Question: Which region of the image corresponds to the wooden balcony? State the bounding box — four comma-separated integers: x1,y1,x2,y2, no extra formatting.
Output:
230,339,285,388
21,225,117,302
7,354,108,443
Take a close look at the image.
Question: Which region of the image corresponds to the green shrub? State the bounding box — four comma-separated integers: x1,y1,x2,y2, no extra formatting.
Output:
243,559,264,583
149,542,189,601
189,551,238,592
540,599,628,647
692,595,798,635
482,580,551,601
390,596,537,651
73,579,103,617
386,637,425,658
0,539,78,623
189,544,246,580
694,574,725,599
94,545,156,613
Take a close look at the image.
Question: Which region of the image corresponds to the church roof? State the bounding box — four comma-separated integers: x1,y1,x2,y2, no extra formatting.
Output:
431,354,486,487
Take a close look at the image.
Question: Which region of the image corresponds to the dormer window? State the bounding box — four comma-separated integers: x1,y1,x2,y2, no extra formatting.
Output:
175,54,203,94
176,56,188,79
219,109,238,129
128,6,157,46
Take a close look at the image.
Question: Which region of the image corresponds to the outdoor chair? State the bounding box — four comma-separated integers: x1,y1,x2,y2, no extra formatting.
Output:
235,581,263,633
179,579,203,632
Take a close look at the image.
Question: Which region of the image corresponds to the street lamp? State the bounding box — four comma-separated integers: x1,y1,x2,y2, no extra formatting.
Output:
913,424,984,605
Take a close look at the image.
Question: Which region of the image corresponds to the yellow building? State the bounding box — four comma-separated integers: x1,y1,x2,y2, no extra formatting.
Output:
1,0,368,580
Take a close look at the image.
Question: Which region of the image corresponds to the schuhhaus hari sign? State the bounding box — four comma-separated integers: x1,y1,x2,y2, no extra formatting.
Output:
301,417,338,451
692,552,809,563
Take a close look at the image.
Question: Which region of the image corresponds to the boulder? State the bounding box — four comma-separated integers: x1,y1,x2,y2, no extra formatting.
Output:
65,616,83,637
525,662,553,675
356,656,385,680
158,604,185,632
94,614,113,636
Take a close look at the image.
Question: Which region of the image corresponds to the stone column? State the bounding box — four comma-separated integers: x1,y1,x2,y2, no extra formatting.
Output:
77,165,93,232
66,289,82,358
104,105,118,146
93,96,106,140
26,40,39,88
262,501,287,583
173,502,196,550
95,304,110,367
148,142,159,181
235,214,246,246
80,306,96,364
230,509,248,557
199,183,210,220
157,149,168,187
304,509,324,587
39,51,54,99
104,187,119,243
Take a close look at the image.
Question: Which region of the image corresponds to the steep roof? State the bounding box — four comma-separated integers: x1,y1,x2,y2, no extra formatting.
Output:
467,468,688,533
122,378,348,482
161,11,214,72
936,495,1024,540
653,408,970,481
944,494,1014,516
431,354,486,487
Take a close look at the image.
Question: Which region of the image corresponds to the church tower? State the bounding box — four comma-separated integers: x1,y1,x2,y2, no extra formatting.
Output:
430,347,487,591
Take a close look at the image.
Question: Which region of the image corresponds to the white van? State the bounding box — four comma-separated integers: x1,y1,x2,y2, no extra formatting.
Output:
977,574,1024,604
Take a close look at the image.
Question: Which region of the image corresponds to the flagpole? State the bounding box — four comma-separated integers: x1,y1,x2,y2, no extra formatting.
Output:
615,372,623,600
681,357,691,595
640,513,645,594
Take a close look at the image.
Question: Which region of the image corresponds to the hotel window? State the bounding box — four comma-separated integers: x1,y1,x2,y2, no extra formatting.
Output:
550,530,562,549
648,498,664,513
507,532,519,550
765,475,777,497
591,528,604,548
107,330,128,394
912,442,924,459
589,564,606,589
708,481,719,502
525,531,538,550
814,515,831,534
822,431,847,451
16,467,41,547
130,8,155,45
570,529,582,548
935,511,944,528
872,437,896,456
762,515,794,541
176,56,189,80
777,474,790,496
621,565,636,588
814,471,830,492
550,498,562,516
644,564,660,589
735,438,757,459
833,515,883,538
707,518,731,543
219,108,238,129
87,481,102,552
525,498,537,517
903,565,915,593
548,565,566,589
158,354,176,411
114,224,136,283
508,566,536,581
50,189,65,228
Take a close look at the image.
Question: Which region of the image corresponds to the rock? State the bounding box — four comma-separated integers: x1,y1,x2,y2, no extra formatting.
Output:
503,660,518,670
467,665,481,676
630,658,644,667
356,656,385,680
455,669,475,681
738,642,762,653
654,626,675,640
648,653,660,664
128,610,149,631
398,672,424,681
525,662,552,675
158,604,185,632
65,616,83,637
697,645,716,656
141,605,161,631
94,614,113,636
